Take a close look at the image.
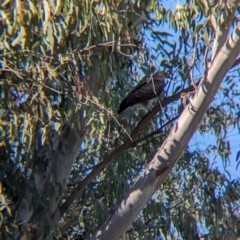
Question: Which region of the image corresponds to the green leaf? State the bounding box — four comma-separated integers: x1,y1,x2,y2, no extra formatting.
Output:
190,23,203,40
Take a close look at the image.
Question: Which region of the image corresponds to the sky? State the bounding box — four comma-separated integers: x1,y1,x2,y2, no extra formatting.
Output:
190,128,240,180
153,0,240,180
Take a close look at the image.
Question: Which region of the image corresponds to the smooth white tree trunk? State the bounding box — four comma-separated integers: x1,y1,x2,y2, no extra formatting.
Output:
92,23,240,240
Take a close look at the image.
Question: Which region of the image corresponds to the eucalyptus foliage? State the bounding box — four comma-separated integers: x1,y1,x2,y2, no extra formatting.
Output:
0,0,240,239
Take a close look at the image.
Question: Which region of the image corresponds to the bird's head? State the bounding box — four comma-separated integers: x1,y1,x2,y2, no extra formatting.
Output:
153,71,169,80
152,71,169,88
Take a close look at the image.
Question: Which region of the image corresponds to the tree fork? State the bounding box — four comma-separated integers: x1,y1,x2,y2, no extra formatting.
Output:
92,23,240,240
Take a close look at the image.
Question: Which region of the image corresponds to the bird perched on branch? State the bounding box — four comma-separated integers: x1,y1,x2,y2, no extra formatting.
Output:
118,71,167,114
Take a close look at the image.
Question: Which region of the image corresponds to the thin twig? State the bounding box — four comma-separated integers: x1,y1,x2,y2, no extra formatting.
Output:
86,97,133,142
59,82,199,216
132,114,180,147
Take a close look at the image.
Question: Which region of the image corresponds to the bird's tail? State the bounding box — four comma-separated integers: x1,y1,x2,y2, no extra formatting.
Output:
118,99,128,114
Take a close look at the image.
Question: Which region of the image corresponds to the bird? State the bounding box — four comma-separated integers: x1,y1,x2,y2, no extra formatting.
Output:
118,71,167,114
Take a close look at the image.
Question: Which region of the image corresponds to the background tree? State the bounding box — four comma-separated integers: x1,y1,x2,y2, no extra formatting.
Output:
0,0,240,239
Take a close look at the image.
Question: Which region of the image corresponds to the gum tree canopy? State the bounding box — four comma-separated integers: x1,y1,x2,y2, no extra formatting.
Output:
0,0,240,239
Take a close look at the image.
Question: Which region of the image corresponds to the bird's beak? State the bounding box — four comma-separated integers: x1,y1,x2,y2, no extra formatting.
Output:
165,72,170,77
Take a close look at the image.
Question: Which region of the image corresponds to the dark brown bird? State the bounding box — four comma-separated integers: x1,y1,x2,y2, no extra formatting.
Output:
118,71,167,114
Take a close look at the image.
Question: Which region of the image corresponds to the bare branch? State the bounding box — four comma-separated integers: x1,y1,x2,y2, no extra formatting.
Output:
91,23,240,240
132,114,180,148
59,83,198,216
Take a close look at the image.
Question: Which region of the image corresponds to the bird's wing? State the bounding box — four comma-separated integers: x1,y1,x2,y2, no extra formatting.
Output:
132,78,163,100
118,71,166,114
128,75,152,93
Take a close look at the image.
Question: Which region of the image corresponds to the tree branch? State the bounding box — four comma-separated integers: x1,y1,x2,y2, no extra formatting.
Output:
91,23,240,240
59,83,197,216
132,114,180,148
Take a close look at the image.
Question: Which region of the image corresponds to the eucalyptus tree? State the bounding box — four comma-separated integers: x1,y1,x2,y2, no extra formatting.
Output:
0,0,240,239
